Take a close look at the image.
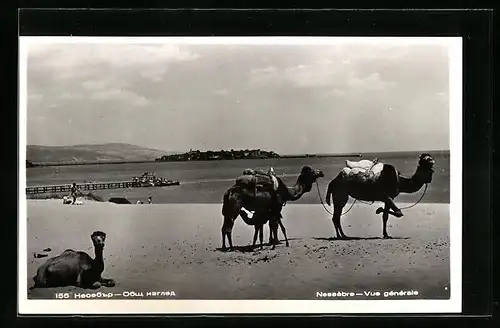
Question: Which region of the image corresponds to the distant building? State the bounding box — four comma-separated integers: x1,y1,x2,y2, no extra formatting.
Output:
155,148,280,162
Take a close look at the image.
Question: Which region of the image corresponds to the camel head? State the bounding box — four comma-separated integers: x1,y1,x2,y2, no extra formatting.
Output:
297,166,324,192
417,153,435,183
91,231,107,249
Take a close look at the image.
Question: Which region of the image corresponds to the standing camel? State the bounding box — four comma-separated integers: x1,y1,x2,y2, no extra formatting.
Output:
221,166,324,251
325,153,435,239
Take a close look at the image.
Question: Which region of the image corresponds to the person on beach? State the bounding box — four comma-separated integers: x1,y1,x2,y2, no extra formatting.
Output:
70,183,79,205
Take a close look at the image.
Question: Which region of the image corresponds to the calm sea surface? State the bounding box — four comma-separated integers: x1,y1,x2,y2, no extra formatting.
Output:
26,151,450,204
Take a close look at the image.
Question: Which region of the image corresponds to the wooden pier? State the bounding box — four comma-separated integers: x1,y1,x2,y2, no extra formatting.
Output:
25,180,178,195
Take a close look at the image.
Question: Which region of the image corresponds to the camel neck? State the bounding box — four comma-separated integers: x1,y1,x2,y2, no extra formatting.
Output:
398,167,426,193
285,182,307,201
93,247,104,268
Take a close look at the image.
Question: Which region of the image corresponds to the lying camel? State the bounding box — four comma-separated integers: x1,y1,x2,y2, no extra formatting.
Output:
31,231,115,289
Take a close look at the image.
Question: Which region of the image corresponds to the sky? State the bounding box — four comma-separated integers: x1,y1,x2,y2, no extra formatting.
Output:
25,38,452,155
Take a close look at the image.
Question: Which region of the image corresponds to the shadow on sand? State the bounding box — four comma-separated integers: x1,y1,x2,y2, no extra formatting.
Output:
215,238,302,253
313,236,410,241
215,245,262,253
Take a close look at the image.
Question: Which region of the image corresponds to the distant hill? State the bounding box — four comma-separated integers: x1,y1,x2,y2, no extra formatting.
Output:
26,143,180,165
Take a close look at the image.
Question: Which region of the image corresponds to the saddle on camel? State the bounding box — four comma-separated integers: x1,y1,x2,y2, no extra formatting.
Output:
236,167,281,218
341,158,383,183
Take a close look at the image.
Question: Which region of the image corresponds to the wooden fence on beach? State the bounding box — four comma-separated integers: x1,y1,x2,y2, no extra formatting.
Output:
25,181,176,195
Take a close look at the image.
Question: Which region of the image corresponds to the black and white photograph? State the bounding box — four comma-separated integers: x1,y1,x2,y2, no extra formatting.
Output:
18,36,462,314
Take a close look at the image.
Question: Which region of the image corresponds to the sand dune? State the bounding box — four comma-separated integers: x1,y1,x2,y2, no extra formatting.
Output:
25,200,450,300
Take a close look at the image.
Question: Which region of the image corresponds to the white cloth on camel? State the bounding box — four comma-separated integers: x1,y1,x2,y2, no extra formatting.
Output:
346,159,377,170
267,167,279,191
342,159,384,179
241,207,254,218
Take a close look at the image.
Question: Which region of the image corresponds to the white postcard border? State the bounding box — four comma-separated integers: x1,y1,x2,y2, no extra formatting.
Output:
18,36,462,314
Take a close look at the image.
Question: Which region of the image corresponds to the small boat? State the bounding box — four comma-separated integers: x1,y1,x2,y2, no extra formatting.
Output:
131,172,180,187
155,179,180,186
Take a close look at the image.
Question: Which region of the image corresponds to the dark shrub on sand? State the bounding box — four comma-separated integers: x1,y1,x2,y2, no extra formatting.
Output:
85,192,105,202
108,197,132,204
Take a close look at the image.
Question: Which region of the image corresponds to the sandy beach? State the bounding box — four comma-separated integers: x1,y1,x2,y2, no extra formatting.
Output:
26,199,450,300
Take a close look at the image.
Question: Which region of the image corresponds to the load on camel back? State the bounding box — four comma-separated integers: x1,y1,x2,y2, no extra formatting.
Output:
341,158,383,183
236,167,280,218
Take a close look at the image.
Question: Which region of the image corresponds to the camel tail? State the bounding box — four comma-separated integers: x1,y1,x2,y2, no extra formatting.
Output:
325,179,336,206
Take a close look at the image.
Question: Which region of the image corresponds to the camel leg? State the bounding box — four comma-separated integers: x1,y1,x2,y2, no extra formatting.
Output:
227,232,234,251
382,201,392,239
376,197,404,218
377,209,404,217
76,274,83,288
330,200,341,238
270,220,277,250
221,188,242,251
221,216,235,251
79,271,101,289
269,218,279,245
98,277,116,287
268,218,279,245
268,220,274,245
90,281,102,289
252,226,259,248
269,192,281,245
277,217,289,247
221,228,227,251
259,224,264,250
268,214,283,250
385,197,403,217
335,206,349,239
332,195,349,239
331,212,341,239
333,206,349,239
